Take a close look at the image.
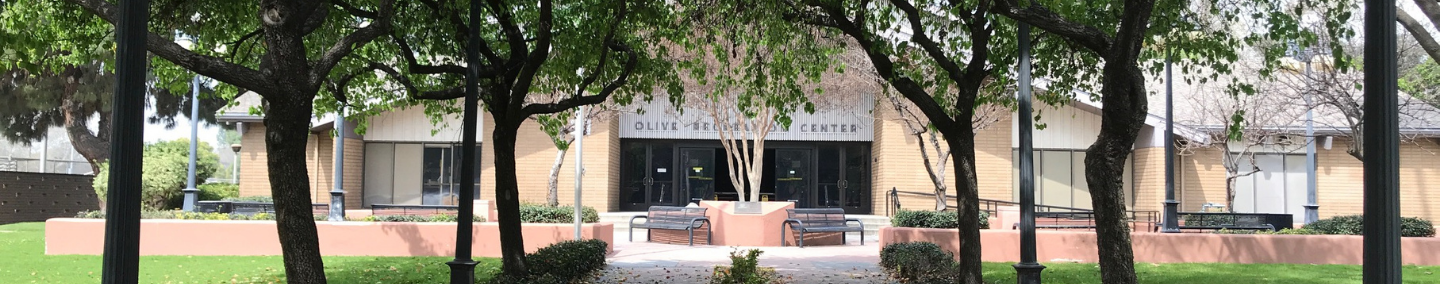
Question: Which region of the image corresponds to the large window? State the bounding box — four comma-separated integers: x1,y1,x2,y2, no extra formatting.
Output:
1230,153,1307,220
363,142,481,207
422,145,483,205
1013,149,1134,210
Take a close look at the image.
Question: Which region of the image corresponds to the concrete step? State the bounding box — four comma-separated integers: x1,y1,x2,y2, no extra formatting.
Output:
602,212,891,238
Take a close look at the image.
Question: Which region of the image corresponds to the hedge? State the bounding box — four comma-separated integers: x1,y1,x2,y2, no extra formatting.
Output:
489,239,609,284
1305,215,1435,237
519,203,600,223
891,210,989,229
879,242,956,283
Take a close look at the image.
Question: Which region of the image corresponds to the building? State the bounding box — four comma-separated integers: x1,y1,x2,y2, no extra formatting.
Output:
220,70,1440,224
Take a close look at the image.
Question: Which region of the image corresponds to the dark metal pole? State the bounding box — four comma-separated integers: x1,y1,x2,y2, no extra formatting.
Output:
1363,0,1401,282
447,0,482,281
182,75,201,212
1013,22,1045,284
102,0,148,282
329,107,346,221
1161,44,1180,233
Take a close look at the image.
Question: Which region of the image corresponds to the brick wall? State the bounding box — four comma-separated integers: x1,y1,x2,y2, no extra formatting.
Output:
1131,147,1166,212
0,171,98,225
479,112,620,212
870,100,1014,214
235,122,364,207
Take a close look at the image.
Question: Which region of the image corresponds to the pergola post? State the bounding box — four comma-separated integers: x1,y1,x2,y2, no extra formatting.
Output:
1362,0,1401,282
101,0,149,282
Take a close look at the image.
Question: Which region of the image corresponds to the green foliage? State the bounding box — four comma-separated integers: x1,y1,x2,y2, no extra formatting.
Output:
361,215,484,223
712,248,771,284
525,239,609,283
1305,215,1436,237
92,139,223,210
879,242,956,283
75,210,280,221
891,210,989,230
196,183,239,201
519,203,600,223
1213,228,1322,235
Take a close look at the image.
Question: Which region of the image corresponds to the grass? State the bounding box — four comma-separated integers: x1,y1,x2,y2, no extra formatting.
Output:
0,222,501,283
976,262,1440,283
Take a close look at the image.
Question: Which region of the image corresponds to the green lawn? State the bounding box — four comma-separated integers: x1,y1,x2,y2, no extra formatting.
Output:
0,222,501,283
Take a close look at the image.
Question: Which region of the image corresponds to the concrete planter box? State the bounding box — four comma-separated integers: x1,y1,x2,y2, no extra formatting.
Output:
879,226,1440,265
45,218,612,257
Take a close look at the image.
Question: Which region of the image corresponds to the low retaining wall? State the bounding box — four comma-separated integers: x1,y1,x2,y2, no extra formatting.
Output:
46,219,612,257
879,227,1440,265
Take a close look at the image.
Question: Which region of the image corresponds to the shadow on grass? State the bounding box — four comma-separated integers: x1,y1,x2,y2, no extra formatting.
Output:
265,256,503,284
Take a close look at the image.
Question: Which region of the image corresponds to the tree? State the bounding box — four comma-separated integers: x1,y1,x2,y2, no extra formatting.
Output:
388,0,685,277
1397,0,1440,64
1174,69,1301,211
1274,59,1440,161
535,105,612,206
992,0,1354,282
0,62,226,173
700,90,781,202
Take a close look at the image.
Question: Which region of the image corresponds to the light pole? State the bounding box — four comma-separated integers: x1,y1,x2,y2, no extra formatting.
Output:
447,0,482,281
1298,48,1320,224
180,36,201,212
1161,42,1180,233
1013,22,1045,284
573,105,585,240
1362,0,1401,282
101,0,148,281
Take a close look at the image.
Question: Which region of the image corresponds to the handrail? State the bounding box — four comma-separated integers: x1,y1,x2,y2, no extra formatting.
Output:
887,188,1160,229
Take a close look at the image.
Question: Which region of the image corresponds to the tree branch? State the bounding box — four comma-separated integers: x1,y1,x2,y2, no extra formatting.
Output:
992,0,1112,55
65,0,274,95
363,62,470,100
332,0,379,19
1399,8,1440,63
311,0,398,87
390,34,469,75
523,40,637,115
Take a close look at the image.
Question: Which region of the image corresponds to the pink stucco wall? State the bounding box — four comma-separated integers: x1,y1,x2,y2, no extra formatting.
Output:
45,219,612,257
698,201,795,246
879,227,1440,265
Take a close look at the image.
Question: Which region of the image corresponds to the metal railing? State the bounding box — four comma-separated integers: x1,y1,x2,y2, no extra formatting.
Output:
369,204,461,216
195,201,329,216
887,188,1159,230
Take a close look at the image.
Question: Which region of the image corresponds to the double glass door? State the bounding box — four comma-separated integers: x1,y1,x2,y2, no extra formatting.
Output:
814,145,869,213
619,140,870,214
621,142,677,211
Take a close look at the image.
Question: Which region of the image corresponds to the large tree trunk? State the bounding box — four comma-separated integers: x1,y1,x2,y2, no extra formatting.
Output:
491,117,528,277
1084,61,1149,284
546,147,568,206
57,65,110,173
945,134,983,284
263,97,327,284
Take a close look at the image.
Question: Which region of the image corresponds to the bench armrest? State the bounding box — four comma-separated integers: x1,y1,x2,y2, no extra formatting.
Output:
783,218,805,229
845,218,864,228
688,217,710,228
629,215,649,227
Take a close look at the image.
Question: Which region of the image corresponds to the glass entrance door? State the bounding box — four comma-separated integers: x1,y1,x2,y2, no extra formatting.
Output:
620,141,678,211
680,148,716,204
773,149,812,205
815,145,870,214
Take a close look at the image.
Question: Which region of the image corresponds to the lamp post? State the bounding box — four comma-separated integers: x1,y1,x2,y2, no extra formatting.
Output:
101,0,149,281
231,143,242,184
574,105,585,240
447,0,482,281
1362,0,1401,282
1012,22,1045,284
1161,42,1180,233
1298,48,1320,224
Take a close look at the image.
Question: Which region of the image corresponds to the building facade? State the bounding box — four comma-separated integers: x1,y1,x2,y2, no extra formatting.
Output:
220,91,1440,223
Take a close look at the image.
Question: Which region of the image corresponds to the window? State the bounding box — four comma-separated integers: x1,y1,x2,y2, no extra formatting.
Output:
1013,149,1135,210
1231,153,1308,220
419,144,483,205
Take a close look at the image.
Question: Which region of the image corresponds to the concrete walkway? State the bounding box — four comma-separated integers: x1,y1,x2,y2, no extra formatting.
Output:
591,231,894,283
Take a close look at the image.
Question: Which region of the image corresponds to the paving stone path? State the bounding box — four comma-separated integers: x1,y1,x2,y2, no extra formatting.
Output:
589,232,895,283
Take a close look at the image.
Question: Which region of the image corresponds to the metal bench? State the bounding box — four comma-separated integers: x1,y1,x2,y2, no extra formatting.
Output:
1160,212,1293,232
781,208,864,247
629,206,712,246
370,204,460,216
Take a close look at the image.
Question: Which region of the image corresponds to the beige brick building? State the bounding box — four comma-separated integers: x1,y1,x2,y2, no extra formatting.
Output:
219,88,1440,224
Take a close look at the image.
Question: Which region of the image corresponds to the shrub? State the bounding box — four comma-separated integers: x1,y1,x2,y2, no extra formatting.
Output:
92,139,222,210
222,196,274,203
891,210,989,229
711,248,769,284
1306,215,1436,237
519,203,599,223
879,242,956,283
1214,228,1321,235
75,210,281,221
196,183,240,201
524,239,609,283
